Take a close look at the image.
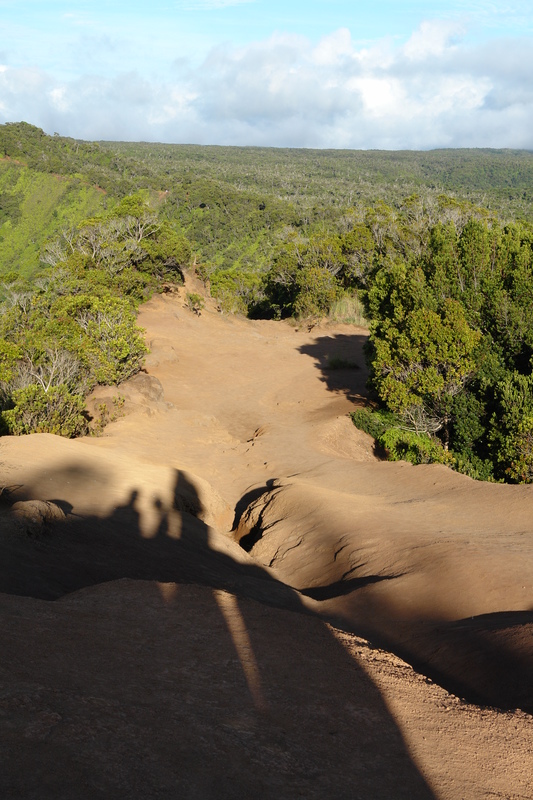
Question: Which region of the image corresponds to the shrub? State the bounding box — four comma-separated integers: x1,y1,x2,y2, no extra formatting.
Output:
351,407,454,466
351,407,397,440
2,384,88,437
501,416,533,483
185,292,205,314
453,453,496,482
75,295,148,385
379,427,454,466
293,265,340,319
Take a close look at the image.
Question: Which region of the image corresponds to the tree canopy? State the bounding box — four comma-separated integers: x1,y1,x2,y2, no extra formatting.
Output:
2,123,533,482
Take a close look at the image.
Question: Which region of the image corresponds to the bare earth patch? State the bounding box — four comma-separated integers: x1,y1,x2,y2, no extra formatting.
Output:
1,282,532,798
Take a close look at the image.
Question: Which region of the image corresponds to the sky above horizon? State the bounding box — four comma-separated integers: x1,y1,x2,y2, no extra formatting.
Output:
1,1,532,149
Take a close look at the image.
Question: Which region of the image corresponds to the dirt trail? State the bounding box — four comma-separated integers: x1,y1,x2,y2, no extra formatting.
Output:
88,287,374,506
1,282,533,799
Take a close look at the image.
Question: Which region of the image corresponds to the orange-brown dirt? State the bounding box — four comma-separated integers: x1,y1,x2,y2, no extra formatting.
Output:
1,278,532,799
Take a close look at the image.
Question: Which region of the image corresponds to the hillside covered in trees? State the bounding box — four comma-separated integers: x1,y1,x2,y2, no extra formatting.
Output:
2,121,533,483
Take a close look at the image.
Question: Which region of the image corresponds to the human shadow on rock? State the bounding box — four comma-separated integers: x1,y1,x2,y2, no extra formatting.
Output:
0,581,437,800
4,465,531,714
0,467,295,611
0,465,436,800
0,470,274,603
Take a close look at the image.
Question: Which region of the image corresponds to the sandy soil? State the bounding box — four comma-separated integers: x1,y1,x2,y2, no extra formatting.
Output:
1,278,532,798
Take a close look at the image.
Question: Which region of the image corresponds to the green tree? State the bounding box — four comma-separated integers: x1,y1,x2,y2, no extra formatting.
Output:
501,416,533,483
293,265,340,319
368,260,481,447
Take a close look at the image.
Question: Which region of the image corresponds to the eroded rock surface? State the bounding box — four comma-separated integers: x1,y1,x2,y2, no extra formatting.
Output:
1,287,532,798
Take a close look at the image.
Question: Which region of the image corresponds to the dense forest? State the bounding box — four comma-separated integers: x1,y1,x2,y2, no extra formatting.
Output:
2,121,533,482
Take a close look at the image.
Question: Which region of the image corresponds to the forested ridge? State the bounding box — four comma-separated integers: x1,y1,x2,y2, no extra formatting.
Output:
2,121,533,482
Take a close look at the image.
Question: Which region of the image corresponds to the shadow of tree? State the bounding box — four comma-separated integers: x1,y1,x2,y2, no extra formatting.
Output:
297,333,370,404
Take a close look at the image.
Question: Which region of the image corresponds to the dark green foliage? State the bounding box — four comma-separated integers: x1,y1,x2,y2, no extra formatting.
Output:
0,122,153,196
0,188,191,436
448,390,487,457
1,384,87,437
260,235,344,319
3,121,533,478
340,224,376,288
0,276,149,437
498,417,533,483
351,407,398,440
3,121,533,314
293,265,341,319
350,407,453,466
363,213,533,482
140,225,191,280
379,427,454,466
102,138,533,222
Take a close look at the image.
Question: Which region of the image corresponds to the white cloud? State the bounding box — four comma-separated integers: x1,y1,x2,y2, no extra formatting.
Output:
312,28,353,66
403,19,464,60
347,76,406,117
1,21,533,149
48,86,69,112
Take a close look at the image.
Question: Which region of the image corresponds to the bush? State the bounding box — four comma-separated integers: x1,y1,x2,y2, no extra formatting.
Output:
140,226,191,278
1,384,88,437
379,427,454,466
351,407,397,440
75,295,148,385
453,453,496,482
351,407,454,466
185,293,205,314
500,416,533,483
293,265,340,319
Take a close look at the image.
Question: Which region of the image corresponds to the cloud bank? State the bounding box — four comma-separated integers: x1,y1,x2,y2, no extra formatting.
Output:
1,21,532,149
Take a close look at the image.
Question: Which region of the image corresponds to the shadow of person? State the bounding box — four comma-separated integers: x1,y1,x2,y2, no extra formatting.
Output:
0,582,436,800
0,466,302,610
227,591,435,800
3,464,533,715
0,464,436,799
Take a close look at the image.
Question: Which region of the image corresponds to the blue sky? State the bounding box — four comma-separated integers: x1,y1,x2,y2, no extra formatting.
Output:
1,0,532,148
